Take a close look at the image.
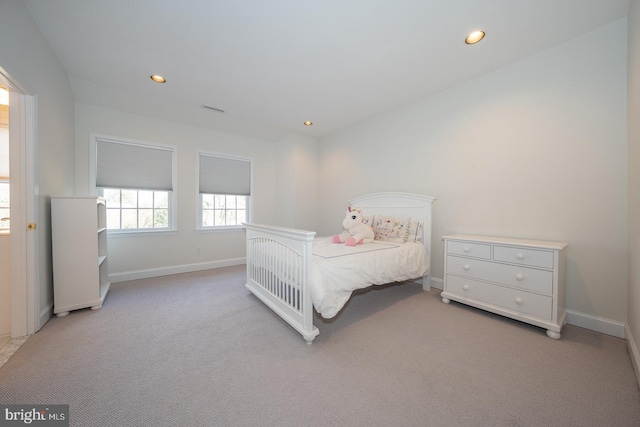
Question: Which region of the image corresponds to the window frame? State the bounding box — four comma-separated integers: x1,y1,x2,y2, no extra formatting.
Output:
196,151,252,231
99,188,171,232
90,133,177,235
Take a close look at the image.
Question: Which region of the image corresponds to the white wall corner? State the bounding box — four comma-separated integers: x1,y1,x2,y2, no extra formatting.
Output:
565,309,626,339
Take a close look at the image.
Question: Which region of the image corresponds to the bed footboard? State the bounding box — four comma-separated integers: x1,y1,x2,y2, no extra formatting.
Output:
244,223,319,344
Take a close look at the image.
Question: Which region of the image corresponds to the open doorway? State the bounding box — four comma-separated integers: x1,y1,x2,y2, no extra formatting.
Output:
0,66,39,341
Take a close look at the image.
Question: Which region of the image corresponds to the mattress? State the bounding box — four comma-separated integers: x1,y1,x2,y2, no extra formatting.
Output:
310,237,429,318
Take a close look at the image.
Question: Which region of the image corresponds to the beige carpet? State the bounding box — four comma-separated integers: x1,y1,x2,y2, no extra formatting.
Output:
0,265,639,426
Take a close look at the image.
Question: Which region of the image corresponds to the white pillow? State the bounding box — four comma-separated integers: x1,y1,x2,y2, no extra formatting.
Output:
374,216,410,243
407,220,424,243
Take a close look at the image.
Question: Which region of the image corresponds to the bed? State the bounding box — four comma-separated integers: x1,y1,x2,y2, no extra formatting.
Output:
244,192,436,344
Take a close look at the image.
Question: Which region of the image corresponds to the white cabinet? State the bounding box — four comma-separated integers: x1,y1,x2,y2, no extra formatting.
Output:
51,196,110,317
441,234,567,339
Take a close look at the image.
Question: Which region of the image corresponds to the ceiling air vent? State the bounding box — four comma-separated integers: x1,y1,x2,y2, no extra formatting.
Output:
202,105,225,113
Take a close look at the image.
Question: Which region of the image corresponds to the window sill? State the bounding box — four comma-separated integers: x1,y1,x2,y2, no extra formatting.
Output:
196,226,245,233
107,229,178,238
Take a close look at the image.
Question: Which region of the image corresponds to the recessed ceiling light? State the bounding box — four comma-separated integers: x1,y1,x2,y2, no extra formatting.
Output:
465,30,485,45
303,121,313,126
150,74,166,83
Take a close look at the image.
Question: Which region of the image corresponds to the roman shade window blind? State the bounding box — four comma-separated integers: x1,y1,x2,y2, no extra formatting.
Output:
198,153,251,195
96,137,174,191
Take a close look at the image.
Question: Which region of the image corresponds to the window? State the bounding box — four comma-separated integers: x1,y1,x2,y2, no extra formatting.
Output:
201,194,248,227
102,188,169,230
198,152,251,229
91,134,176,233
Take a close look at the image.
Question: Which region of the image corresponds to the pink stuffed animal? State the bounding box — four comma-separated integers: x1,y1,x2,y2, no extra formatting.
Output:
332,207,374,246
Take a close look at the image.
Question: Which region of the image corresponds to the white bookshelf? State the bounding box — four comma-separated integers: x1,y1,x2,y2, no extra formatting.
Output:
51,196,110,317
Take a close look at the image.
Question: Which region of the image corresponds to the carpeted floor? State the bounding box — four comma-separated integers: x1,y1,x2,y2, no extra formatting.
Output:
0,265,639,426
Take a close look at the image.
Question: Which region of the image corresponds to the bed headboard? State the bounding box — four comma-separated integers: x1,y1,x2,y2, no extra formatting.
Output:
347,192,436,288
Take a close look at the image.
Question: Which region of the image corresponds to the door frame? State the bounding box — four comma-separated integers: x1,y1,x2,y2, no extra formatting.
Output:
1,66,39,337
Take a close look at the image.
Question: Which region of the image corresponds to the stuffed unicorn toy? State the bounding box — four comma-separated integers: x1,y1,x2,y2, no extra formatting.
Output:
332,207,374,246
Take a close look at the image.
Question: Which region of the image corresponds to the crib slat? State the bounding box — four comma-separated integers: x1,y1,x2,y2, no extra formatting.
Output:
250,236,306,313
244,223,318,343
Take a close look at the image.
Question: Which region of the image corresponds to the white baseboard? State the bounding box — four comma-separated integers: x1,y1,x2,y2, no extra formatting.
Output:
626,324,640,387
430,276,444,290
109,257,246,283
563,309,626,338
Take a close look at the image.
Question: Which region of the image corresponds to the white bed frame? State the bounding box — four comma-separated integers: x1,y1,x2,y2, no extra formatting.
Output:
244,192,436,344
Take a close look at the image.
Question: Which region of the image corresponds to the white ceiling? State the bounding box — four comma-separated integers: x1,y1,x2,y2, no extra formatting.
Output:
24,0,630,142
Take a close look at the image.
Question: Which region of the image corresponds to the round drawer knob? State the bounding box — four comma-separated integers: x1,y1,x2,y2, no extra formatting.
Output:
515,297,523,305
463,246,471,253
515,273,523,281
462,284,470,291
463,264,470,271
516,253,524,260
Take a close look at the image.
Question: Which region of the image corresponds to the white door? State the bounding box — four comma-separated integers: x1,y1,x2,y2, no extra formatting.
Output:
0,86,9,339
0,66,39,337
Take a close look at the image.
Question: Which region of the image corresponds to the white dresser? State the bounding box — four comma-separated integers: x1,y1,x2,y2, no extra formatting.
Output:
441,234,568,339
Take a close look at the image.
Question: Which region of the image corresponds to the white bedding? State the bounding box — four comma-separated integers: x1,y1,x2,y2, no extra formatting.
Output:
310,237,429,318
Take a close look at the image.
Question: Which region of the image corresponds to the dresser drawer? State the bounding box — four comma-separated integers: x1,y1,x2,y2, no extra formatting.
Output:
493,245,554,269
446,275,553,320
446,255,553,295
447,241,491,259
